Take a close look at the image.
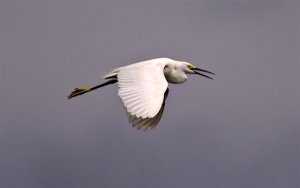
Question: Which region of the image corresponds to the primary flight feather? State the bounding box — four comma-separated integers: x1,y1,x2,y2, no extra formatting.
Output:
67,58,214,130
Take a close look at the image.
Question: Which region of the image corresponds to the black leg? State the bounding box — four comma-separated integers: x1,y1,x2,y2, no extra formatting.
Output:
90,79,118,90
67,79,118,99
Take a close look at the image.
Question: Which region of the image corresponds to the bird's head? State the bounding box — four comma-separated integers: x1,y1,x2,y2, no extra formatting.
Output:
185,63,215,79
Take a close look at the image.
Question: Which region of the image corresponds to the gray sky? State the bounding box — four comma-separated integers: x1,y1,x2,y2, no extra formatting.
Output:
1,1,299,188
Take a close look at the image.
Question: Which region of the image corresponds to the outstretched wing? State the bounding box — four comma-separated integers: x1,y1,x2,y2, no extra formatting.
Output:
127,88,169,130
117,62,168,120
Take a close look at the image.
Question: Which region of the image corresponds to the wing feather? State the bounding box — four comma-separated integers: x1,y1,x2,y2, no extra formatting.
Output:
117,62,168,119
128,88,169,130
103,58,173,130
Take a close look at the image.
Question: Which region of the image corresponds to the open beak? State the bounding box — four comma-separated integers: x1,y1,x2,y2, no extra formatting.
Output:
191,67,215,79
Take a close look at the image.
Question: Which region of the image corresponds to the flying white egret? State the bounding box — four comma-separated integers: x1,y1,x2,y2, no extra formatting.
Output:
68,58,214,130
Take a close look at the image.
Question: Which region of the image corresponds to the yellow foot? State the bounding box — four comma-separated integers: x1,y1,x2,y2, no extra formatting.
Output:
67,88,91,99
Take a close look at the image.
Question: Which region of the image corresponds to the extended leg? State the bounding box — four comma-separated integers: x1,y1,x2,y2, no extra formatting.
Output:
67,79,117,99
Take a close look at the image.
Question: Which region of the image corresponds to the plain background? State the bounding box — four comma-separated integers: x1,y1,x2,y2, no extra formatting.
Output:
1,0,299,188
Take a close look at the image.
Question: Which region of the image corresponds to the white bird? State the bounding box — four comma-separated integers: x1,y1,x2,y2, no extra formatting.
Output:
68,58,214,130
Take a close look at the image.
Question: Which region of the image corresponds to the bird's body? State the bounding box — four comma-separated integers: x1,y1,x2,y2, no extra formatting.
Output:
68,58,214,130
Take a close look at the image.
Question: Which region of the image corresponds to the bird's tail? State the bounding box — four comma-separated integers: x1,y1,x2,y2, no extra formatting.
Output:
102,68,119,79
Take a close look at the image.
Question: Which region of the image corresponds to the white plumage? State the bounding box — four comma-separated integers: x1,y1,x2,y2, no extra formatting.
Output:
68,58,214,130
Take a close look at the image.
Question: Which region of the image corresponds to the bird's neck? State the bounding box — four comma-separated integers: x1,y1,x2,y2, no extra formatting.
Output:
164,68,187,84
